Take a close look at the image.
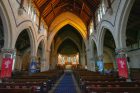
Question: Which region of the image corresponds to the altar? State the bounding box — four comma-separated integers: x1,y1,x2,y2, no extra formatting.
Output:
65,65,72,70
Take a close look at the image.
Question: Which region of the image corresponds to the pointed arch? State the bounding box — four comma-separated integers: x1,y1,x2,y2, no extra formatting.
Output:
55,36,82,54
48,12,87,51
15,28,36,56
116,0,135,48
98,26,116,56
0,0,12,48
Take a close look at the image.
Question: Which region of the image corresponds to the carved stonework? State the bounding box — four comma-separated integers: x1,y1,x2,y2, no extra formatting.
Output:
98,55,103,61
108,8,113,15
18,8,24,16
115,48,127,58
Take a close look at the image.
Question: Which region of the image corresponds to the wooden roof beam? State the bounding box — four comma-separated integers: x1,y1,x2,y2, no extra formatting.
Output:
73,0,75,9
40,0,52,13
81,0,96,13
51,3,56,17
80,3,84,16
44,3,69,19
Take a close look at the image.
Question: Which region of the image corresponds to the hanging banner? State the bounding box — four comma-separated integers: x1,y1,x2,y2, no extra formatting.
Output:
116,57,128,78
97,60,104,73
0,58,13,78
29,61,37,73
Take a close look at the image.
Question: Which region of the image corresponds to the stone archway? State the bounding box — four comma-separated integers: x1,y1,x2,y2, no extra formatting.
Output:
49,24,86,70
36,39,46,72
98,27,116,72
14,29,35,72
48,12,87,51
0,1,12,48
117,0,135,48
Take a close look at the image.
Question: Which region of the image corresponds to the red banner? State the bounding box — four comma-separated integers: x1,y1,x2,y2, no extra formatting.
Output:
0,58,13,78
116,57,128,78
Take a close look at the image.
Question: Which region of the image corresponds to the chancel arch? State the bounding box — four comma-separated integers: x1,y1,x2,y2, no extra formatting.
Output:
48,12,87,52
49,24,86,70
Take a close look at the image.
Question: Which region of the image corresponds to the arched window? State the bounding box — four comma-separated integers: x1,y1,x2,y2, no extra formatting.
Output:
62,56,65,64
90,21,94,35
97,0,106,22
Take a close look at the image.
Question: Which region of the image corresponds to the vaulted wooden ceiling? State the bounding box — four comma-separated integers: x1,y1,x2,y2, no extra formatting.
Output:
32,0,100,27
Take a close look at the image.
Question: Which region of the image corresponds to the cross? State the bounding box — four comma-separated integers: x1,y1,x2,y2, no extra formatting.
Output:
4,60,11,68
120,60,125,68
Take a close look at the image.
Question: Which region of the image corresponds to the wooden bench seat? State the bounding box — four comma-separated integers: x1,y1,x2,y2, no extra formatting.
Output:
86,86,140,93
0,88,32,93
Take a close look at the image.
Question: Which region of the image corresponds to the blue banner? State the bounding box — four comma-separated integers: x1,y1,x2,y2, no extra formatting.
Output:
97,60,104,73
29,61,37,73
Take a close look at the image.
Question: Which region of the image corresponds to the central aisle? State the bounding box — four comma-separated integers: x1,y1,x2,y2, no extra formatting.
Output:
54,70,77,93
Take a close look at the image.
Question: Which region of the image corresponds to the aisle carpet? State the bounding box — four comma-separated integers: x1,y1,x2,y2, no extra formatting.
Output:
54,72,76,93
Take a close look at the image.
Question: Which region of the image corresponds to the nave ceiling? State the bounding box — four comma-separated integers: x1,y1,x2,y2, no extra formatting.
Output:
33,0,100,27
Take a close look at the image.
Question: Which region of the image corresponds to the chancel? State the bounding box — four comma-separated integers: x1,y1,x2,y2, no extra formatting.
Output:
0,0,140,93
57,54,79,69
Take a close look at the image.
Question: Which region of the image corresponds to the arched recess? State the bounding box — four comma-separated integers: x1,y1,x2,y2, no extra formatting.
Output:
98,26,115,56
36,39,45,72
0,1,12,48
56,37,82,65
15,27,36,56
55,36,82,55
16,21,37,56
117,0,135,48
14,29,35,72
121,0,140,70
0,15,4,50
97,21,115,56
57,39,80,64
98,27,116,71
48,12,87,51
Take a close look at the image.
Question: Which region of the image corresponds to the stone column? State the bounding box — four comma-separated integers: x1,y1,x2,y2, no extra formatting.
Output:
40,58,46,72
45,50,50,70
51,53,57,69
86,47,90,70
88,40,96,71
80,53,86,69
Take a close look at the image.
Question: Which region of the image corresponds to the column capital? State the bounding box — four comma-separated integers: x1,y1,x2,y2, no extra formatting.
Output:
41,58,46,62
115,48,127,54
1,48,16,53
30,56,37,62
1,48,16,58
47,48,51,52
98,55,103,60
115,48,127,58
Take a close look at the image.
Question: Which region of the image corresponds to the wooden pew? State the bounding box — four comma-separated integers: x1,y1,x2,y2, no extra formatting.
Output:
0,88,32,93
86,86,140,93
